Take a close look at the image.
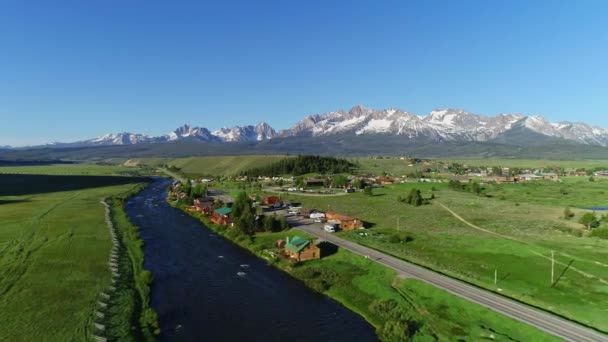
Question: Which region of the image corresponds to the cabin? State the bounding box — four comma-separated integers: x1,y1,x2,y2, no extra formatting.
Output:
518,174,543,181
325,212,363,230
211,207,234,227
376,177,395,185
189,199,214,215
263,196,281,206
305,178,326,187
283,236,321,261
487,176,515,184
541,172,560,181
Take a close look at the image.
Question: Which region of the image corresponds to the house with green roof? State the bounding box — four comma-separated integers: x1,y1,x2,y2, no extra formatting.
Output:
211,207,234,227
284,235,320,261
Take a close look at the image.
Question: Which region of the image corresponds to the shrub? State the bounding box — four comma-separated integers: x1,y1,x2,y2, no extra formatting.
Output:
564,207,575,220
590,228,608,239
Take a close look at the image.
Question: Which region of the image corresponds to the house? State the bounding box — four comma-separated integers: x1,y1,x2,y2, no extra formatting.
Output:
283,236,321,261
263,196,281,206
189,199,214,215
518,174,543,181
325,212,363,230
595,171,608,177
541,172,560,181
486,176,515,184
376,177,395,185
305,178,326,187
211,207,234,227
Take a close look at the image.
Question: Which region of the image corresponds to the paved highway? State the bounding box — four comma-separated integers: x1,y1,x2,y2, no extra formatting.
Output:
292,220,608,342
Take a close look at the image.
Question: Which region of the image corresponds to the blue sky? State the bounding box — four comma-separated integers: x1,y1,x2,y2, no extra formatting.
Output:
1,0,607,146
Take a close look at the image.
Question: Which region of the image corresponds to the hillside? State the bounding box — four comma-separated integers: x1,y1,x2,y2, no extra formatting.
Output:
132,155,288,176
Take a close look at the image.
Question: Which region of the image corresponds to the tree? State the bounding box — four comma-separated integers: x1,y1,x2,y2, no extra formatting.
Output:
564,207,575,220
469,181,482,195
191,183,207,198
579,212,599,229
232,191,256,234
332,174,348,188
181,180,192,197
353,178,363,189
363,185,373,196
589,176,595,182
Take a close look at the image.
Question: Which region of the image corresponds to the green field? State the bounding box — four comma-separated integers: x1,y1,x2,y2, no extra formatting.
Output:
176,202,556,341
0,167,153,340
352,157,608,177
353,157,430,176
0,163,142,176
281,180,608,333
132,155,288,177
446,159,608,170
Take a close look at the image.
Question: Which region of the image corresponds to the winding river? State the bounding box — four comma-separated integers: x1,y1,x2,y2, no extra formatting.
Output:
126,178,377,341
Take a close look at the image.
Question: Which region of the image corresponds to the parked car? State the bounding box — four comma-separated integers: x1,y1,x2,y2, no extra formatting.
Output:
324,223,337,233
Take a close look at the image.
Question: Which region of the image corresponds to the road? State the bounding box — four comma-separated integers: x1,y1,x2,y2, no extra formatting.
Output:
292,219,608,342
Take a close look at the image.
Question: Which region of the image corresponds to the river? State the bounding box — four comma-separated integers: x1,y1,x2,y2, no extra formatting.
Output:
126,178,377,341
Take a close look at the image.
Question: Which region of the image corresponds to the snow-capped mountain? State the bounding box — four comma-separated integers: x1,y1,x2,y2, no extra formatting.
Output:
212,122,277,142
280,105,608,146
72,105,608,147
89,133,156,145
165,124,219,142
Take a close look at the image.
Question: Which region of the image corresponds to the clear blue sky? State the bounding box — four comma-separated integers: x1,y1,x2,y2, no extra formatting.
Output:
1,0,607,146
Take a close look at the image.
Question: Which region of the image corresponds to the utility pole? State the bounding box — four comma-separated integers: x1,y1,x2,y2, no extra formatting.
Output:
494,269,497,286
551,250,555,285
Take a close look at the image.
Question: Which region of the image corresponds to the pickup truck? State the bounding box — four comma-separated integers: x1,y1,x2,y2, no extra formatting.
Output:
324,223,337,233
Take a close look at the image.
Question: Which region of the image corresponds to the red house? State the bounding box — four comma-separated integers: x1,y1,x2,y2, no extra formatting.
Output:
190,199,214,215
263,196,281,206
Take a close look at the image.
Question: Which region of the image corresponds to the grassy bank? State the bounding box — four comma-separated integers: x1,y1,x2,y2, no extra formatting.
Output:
99,184,159,340
280,180,608,333
172,201,556,341
0,173,148,340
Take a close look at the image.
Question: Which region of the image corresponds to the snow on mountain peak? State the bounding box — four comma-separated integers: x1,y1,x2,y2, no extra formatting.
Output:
77,105,608,147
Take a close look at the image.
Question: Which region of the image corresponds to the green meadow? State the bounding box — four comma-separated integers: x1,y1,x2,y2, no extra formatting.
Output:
176,202,556,341
0,168,151,340
282,179,608,333
132,155,288,177
0,163,139,176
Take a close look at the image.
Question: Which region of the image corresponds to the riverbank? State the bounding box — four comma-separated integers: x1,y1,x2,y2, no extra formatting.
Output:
171,199,557,341
96,183,159,341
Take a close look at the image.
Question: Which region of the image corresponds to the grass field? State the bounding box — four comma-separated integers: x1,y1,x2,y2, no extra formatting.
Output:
280,180,608,333
131,155,289,177
447,159,608,170
352,157,608,176
0,173,149,340
353,157,429,176
176,202,556,341
0,163,141,176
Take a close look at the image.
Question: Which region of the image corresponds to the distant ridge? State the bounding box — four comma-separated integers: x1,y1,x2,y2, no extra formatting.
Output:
38,105,608,148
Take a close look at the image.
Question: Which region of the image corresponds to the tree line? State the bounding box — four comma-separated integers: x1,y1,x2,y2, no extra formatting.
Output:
240,155,355,177
232,192,289,235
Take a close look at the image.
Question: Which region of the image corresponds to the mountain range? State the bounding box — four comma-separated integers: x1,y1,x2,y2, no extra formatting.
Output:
59,105,608,147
